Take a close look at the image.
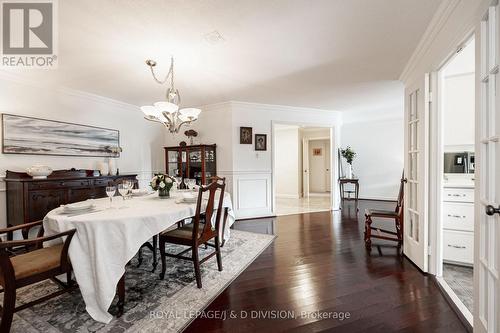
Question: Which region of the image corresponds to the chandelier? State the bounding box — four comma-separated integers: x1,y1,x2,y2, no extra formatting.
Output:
140,57,201,133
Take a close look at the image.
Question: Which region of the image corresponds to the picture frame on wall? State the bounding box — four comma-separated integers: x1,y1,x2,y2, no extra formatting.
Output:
255,134,267,151
240,127,252,144
1,114,120,157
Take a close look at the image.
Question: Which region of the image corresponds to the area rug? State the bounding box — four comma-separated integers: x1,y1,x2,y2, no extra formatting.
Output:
7,230,275,333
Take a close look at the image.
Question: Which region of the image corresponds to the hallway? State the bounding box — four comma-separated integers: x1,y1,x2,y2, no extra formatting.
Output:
275,196,331,216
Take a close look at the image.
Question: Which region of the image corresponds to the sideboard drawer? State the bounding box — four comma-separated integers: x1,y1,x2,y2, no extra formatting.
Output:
443,188,474,203
94,179,112,187
443,230,474,265
28,179,91,189
443,202,474,231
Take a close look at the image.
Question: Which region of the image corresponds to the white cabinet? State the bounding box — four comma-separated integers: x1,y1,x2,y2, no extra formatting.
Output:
443,230,474,265
442,185,474,265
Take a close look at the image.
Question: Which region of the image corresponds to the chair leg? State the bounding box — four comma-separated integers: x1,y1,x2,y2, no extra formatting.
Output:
0,287,16,332
66,270,73,287
395,217,403,252
192,246,202,288
159,238,166,280
364,215,372,252
215,236,223,272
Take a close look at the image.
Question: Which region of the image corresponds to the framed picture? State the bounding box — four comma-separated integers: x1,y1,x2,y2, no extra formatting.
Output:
313,148,322,156
255,134,267,151
2,114,120,157
240,127,252,144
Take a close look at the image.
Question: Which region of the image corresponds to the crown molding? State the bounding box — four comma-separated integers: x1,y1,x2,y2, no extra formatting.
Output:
399,0,461,83
0,70,141,113
228,100,341,115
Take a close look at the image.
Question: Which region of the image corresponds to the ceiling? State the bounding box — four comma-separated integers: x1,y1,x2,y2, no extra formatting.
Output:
5,0,441,112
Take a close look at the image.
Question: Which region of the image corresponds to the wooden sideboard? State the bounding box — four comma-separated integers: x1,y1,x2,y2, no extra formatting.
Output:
5,169,138,229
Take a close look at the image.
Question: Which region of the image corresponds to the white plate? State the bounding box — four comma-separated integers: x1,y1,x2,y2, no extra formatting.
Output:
131,189,150,196
62,200,95,213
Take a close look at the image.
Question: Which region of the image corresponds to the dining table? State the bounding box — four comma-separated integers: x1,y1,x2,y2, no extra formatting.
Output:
43,190,235,324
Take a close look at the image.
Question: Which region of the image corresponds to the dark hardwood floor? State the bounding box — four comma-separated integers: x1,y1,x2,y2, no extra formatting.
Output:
185,200,467,332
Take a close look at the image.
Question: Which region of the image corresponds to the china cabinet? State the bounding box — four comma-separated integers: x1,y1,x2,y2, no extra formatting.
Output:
164,144,217,185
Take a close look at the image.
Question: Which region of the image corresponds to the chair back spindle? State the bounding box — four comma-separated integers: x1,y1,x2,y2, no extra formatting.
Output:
192,177,226,243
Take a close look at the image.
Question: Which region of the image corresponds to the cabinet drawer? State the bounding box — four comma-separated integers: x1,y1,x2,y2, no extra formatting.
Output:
443,202,474,231
443,230,474,265
93,179,112,187
28,179,90,189
443,188,474,203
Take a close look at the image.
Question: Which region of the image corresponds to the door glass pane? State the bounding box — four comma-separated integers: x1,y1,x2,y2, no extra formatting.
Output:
409,213,414,238
414,214,419,242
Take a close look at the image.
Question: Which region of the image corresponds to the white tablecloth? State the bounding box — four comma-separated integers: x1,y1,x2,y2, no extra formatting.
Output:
43,191,234,323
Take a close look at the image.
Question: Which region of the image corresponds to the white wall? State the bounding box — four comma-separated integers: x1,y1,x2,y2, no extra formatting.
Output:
341,108,404,200
0,72,165,227
164,101,342,219
442,40,475,150
274,126,300,198
442,73,475,149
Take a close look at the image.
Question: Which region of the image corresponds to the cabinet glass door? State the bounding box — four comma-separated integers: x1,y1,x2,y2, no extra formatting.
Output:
167,150,180,176
204,146,216,184
188,148,203,185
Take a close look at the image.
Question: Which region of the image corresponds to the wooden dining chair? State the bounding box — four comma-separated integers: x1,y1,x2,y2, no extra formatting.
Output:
364,174,406,253
159,178,226,288
0,221,76,332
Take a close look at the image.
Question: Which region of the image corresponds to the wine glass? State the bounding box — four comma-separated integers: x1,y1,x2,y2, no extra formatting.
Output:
174,176,182,189
188,178,196,190
106,186,116,209
124,180,134,198
118,184,128,201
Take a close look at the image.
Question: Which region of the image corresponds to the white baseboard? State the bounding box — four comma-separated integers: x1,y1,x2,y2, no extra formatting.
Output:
358,196,397,202
276,194,300,199
309,192,330,197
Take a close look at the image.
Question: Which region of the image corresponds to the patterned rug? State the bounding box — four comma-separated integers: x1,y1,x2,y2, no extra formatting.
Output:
7,230,275,333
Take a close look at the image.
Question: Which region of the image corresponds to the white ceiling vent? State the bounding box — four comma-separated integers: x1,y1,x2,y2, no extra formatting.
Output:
204,30,225,45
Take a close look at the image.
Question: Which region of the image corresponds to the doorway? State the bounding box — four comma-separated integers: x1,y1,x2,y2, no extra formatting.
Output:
435,36,475,322
273,125,333,216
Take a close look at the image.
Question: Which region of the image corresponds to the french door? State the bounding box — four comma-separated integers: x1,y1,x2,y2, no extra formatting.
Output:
403,75,430,272
476,4,500,332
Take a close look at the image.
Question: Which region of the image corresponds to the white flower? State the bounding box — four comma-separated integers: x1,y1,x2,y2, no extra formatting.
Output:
165,177,173,184
159,182,165,189
151,176,157,184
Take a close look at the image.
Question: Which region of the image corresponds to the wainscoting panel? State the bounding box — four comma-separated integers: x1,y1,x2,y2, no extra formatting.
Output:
232,171,273,219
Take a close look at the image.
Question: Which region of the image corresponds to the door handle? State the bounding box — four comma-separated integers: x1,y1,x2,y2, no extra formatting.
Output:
486,205,500,216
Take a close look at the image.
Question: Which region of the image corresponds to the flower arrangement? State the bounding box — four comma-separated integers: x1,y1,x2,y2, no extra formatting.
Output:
340,146,356,165
150,173,174,198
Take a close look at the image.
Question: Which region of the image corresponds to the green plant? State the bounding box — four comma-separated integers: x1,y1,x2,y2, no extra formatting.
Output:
341,146,356,165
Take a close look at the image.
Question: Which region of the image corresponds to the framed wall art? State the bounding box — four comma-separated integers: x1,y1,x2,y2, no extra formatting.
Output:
2,114,121,157
240,126,252,144
255,134,267,151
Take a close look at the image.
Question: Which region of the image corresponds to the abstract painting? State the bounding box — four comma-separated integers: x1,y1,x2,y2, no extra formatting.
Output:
2,114,120,157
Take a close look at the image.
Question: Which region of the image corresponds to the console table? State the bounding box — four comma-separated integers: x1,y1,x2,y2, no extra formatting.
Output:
5,169,137,234
339,178,359,201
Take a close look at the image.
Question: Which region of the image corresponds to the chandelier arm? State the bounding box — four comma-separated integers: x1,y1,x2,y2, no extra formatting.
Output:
149,65,174,85
175,120,194,132
143,117,163,124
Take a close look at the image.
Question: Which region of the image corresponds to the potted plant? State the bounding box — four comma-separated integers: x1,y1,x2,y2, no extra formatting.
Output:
341,146,356,178
150,174,174,198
